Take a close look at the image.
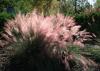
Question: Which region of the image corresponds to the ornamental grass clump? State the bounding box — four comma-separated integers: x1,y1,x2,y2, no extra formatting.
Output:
0,11,98,71
0,11,92,48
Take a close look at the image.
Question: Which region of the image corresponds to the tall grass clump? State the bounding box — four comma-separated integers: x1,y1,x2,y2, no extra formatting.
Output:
0,11,93,48
0,11,98,71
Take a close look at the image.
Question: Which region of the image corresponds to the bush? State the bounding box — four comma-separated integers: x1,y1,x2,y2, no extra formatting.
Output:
0,11,96,71
0,11,93,48
0,12,14,31
74,11,100,37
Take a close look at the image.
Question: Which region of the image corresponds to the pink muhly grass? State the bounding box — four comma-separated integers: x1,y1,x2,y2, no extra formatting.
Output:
0,11,93,48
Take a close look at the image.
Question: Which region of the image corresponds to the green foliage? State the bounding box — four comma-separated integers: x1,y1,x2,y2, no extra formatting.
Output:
74,11,100,36
95,0,100,8
33,0,60,15
13,0,33,14
59,0,75,15
0,0,14,12
67,45,100,71
68,45,100,63
0,0,34,31
0,0,60,31
0,12,13,31
0,0,34,14
0,12,13,23
59,0,92,15
75,0,92,12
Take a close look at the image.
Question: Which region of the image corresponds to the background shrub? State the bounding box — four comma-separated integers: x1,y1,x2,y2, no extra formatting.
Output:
74,11,100,37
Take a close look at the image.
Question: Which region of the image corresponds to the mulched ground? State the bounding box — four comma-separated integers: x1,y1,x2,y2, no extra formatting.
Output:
0,47,14,71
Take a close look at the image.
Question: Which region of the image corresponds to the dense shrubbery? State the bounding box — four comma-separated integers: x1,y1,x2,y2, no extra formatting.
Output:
0,12,14,31
0,0,34,31
0,0,60,30
74,10,100,37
